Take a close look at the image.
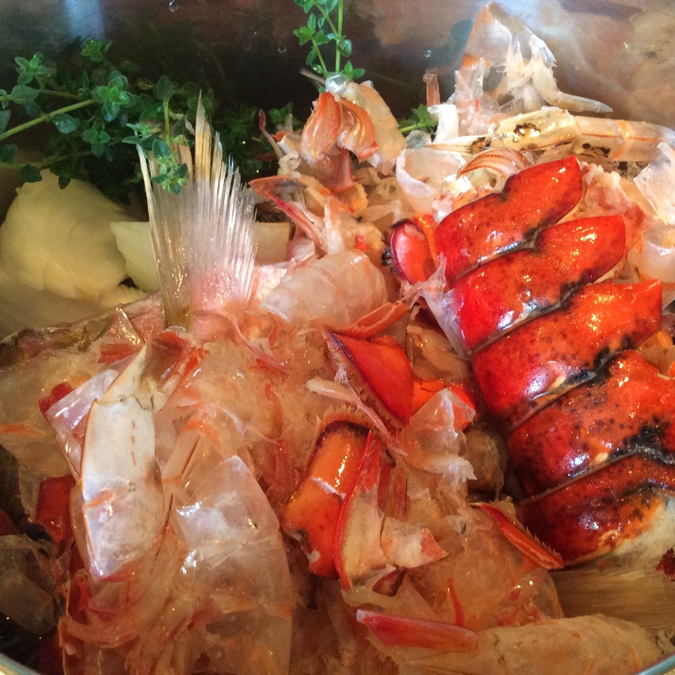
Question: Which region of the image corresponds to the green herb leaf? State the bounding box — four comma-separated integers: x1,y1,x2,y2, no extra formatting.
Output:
118,59,138,74
268,103,294,128
108,73,129,92
82,125,111,146
0,36,269,199
293,0,364,81
0,144,18,163
0,110,10,134
343,61,365,80
313,30,330,46
21,101,42,119
293,27,314,46
19,164,41,182
15,57,33,86
155,75,175,103
91,142,107,158
336,38,352,57
81,39,111,63
102,99,120,122
306,47,318,66
52,113,80,134
398,104,437,135
14,57,30,71
121,134,141,147
15,52,56,87
152,137,171,158
294,0,314,12
9,85,39,104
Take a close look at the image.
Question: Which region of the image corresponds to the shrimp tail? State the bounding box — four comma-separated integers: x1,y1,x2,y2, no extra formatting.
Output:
138,97,256,329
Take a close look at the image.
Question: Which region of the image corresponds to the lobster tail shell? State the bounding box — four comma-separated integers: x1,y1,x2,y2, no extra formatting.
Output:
450,215,627,352
508,351,675,496
472,280,662,430
436,156,583,282
437,155,673,563
517,456,675,564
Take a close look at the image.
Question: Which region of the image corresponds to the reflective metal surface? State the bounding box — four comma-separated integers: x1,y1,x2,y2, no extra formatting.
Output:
0,654,33,675
635,652,675,675
0,0,674,124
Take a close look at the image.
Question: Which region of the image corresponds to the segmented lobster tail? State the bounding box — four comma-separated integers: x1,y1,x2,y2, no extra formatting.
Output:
434,156,673,564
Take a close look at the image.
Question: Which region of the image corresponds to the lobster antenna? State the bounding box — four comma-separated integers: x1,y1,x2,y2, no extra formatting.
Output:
138,97,255,328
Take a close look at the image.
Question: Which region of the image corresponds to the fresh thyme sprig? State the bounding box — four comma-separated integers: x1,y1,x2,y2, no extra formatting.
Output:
0,40,270,200
398,104,438,135
0,41,204,197
293,0,364,80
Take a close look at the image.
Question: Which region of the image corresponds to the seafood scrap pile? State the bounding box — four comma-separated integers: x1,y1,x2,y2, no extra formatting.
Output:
2,4,675,674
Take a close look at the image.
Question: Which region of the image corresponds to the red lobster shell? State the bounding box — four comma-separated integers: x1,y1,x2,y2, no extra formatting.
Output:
391,156,674,565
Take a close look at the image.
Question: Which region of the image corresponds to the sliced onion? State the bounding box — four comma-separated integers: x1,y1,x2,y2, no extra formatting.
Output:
428,103,460,144
0,172,128,301
110,221,158,292
0,264,104,337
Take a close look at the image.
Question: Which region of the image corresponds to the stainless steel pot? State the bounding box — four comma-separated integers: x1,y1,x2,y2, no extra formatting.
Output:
0,0,674,125
0,1,674,673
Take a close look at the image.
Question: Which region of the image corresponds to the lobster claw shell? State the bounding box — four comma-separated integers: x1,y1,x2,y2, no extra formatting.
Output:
334,432,391,590
301,91,343,160
326,331,414,423
386,214,438,285
282,418,371,577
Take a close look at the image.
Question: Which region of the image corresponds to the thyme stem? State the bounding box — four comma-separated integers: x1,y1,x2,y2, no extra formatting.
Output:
311,38,330,78
0,99,95,142
39,89,82,100
336,0,343,73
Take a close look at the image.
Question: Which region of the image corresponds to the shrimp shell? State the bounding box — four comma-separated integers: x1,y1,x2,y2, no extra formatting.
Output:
432,107,675,163
260,250,387,330
380,614,661,675
326,76,406,174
